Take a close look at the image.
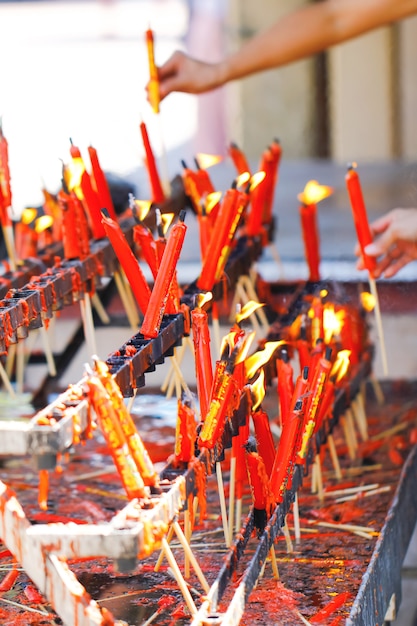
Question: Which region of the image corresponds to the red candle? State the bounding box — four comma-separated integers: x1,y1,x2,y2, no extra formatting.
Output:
297,318,311,372
0,124,12,220
296,346,332,464
174,397,197,464
270,397,304,503
246,164,268,237
299,201,321,282
146,27,160,114
262,138,282,225
15,221,37,259
70,141,106,239
232,414,250,501
191,305,214,421
276,347,294,428
134,223,159,278
101,209,151,316
197,187,246,291
139,120,165,204
244,436,274,533
140,212,187,338
59,189,83,260
345,164,376,274
228,142,251,176
88,145,117,221
85,375,146,499
251,407,275,477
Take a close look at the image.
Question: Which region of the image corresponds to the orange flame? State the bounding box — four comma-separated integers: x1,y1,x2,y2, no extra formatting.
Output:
35,215,53,233
134,199,152,222
251,369,266,411
235,300,265,324
235,331,256,364
245,340,285,380
323,305,345,344
236,172,251,188
161,213,175,235
22,207,38,225
204,191,222,215
249,171,266,192
331,349,351,382
360,291,375,312
66,157,84,192
196,153,223,169
196,292,213,309
297,180,333,205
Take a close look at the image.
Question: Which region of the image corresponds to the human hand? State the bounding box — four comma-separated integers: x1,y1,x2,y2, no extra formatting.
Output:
355,208,417,278
148,50,225,102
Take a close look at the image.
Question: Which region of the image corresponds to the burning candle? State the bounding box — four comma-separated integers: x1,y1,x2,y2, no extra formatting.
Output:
270,397,304,503
228,142,251,176
85,374,146,499
0,123,12,217
70,140,106,240
139,120,165,204
296,346,332,463
101,209,151,316
345,163,376,274
132,199,159,278
174,396,197,464
140,211,187,338
59,189,83,260
250,371,275,476
276,347,294,428
262,138,282,225
191,294,214,421
244,435,274,534
146,27,160,114
297,180,333,283
88,145,117,221
246,168,267,237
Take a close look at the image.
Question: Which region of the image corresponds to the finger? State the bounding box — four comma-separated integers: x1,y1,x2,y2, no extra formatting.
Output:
383,256,409,278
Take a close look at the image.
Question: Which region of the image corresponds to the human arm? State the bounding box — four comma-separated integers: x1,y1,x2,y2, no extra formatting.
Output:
355,208,417,278
156,0,417,99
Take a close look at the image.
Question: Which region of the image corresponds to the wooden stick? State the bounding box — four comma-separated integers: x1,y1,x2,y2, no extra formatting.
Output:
351,396,368,442
161,343,185,393
369,374,385,405
293,493,301,544
2,224,17,271
5,342,16,379
126,388,138,414
282,518,293,554
154,524,175,572
113,269,139,329
0,360,15,396
16,340,25,394
228,455,236,545
235,497,242,535
216,462,230,547
269,545,280,580
91,292,111,325
327,433,342,480
79,293,97,358
368,274,388,376
173,521,210,593
183,509,191,579
160,537,197,616
40,324,57,377
314,454,324,503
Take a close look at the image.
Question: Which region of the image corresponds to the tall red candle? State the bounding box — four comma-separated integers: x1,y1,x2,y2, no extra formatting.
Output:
140,212,187,338
140,120,165,204
299,200,321,282
146,28,160,114
276,347,294,428
0,124,12,225
101,209,151,316
270,397,304,503
345,163,376,274
251,407,275,477
246,164,268,237
244,436,274,533
232,413,250,501
262,138,282,224
191,305,214,421
59,189,82,260
70,141,106,239
134,223,159,278
174,397,197,464
228,142,251,176
88,145,117,221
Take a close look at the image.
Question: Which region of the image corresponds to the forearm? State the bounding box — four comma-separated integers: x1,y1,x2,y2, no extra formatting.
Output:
218,0,417,84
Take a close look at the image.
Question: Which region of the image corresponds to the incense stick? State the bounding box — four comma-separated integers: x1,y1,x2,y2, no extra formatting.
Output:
368,274,388,376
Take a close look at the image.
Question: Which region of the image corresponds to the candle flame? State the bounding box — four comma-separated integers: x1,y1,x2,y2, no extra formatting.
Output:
298,180,333,205
251,369,266,411
196,292,213,309
196,153,223,169
235,300,265,324
67,157,85,191
235,331,256,364
22,207,38,225
35,215,53,233
360,291,375,312
320,288,328,299
236,172,251,188
331,349,351,382
245,340,285,380
161,213,175,235
249,171,266,192
323,305,344,344
134,199,152,222
204,191,222,215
